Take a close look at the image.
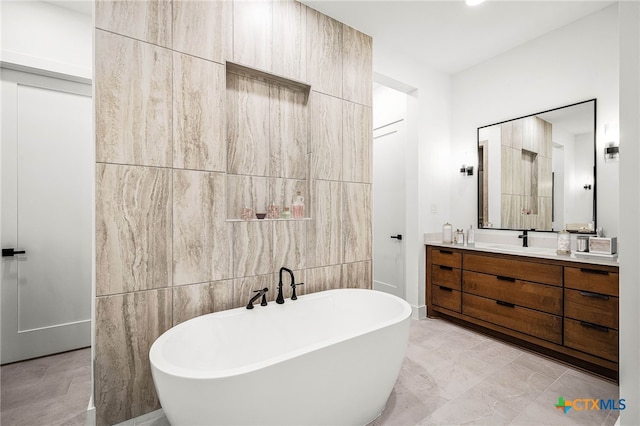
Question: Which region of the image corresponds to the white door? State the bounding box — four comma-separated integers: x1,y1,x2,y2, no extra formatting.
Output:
1,69,92,364
373,117,406,299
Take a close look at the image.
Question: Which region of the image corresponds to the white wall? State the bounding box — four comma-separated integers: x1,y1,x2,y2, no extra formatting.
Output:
373,46,451,318
0,1,92,79
618,1,640,424
450,4,619,237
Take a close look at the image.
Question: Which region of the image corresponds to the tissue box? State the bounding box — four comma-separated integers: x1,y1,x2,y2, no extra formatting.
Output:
588,237,617,254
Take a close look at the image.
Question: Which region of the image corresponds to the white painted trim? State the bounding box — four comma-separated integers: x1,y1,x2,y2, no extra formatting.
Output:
411,304,427,320
1,50,91,83
85,398,96,426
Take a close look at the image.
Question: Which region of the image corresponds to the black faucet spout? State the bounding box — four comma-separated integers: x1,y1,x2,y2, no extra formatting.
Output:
277,267,295,304
518,230,529,247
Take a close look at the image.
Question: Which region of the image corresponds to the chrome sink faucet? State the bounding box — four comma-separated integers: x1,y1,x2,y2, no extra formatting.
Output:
277,267,304,304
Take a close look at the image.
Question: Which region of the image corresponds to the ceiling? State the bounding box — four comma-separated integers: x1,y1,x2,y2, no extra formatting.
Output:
45,0,615,75
300,0,615,74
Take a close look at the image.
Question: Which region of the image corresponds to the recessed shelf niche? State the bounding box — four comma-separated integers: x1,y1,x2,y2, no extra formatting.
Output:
225,61,311,221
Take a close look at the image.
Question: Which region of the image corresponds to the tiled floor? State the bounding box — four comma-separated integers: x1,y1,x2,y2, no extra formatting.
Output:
1,318,620,426
0,347,91,426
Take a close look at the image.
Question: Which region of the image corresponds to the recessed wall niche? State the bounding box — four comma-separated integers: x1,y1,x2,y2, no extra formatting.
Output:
226,62,310,220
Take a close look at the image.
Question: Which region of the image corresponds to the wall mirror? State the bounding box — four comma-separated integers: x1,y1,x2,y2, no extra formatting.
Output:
477,99,596,233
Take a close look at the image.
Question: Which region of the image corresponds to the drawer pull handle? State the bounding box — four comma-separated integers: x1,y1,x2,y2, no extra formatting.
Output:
439,265,453,271
579,291,610,300
438,286,453,292
579,268,609,276
579,321,609,333
497,276,515,282
496,300,515,308
439,250,453,255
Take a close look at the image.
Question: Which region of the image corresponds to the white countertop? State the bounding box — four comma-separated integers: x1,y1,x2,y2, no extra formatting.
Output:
425,240,619,268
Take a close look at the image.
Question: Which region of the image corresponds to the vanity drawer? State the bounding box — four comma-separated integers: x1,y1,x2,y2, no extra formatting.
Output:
565,267,619,297
463,271,562,315
462,293,562,344
463,254,562,287
431,249,462,269
564,289,618,329
564,318,618,362
432,265,461,290
432,285,461,313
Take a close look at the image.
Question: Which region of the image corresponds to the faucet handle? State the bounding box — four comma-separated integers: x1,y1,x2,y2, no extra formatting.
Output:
291,282,304,300
255,287,269,306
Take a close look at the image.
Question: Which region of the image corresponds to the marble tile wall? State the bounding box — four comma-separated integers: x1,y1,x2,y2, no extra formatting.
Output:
95,1,372,425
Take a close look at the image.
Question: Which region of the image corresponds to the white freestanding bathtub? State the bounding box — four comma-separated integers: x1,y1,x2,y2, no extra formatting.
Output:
149,288,411,426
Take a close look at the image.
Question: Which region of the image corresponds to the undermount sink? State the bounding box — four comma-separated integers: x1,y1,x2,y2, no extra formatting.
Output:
477,243,557,256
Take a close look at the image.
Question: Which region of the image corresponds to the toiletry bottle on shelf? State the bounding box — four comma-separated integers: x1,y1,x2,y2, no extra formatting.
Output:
442,223,453,244
267,203,280,219
282,207,292,219
455,229,464,245
467,225,475,246
292,191,305,218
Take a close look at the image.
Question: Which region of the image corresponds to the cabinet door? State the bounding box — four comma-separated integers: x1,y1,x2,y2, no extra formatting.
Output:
564,319,618,362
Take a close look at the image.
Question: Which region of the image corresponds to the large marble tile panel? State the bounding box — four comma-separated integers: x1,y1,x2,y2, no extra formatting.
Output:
95,31,172,167
273,220,306,271
95,289,172,426
305,265,342,294
310,92,342,181
269,178,308,216
342,25,372,107
233,0,272,72
342,101,372,183
96,164,172,296
539,155,553,197
272,0,307,82
227,174,269,219
422,353,497,400
343,183,372,263
172,0,231,64
371,381,443,426
233,221,273,278
307,180,342,267
173,280,234,325
173,170,232,286
270,85,308,179
227,73,271,176
96,0,171,47
306,7,342,98
173,53,226,172
341,261,371,289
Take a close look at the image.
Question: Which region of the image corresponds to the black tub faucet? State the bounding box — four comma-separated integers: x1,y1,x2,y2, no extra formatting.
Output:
246,287,269,309
277,267,304,303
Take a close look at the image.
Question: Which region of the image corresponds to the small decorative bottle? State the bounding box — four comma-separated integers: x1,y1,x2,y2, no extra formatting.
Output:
292,191,305,219
267,203,280,219
281,206,292,219
442,223,453,244
455,229,465,245
467,225,475,246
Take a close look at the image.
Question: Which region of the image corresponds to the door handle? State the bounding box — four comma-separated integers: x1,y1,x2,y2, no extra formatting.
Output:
2,248,26,257
390,234,403,240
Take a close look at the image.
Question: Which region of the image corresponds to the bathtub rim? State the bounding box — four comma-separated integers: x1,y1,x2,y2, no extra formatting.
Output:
149,288,411,380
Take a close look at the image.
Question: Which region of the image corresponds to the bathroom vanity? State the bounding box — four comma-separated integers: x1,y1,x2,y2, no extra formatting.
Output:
425,243,619,380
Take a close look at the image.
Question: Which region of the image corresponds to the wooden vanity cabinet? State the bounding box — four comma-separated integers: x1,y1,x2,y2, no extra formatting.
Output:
429,248,462,313
426,245,620,380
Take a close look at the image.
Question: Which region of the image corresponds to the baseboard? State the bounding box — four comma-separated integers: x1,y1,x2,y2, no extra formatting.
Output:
411,304,426,320
85,398,96,426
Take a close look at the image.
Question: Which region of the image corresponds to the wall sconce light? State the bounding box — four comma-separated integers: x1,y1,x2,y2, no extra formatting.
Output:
583,184,592,190
604,143,619,162
460,165,474,176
